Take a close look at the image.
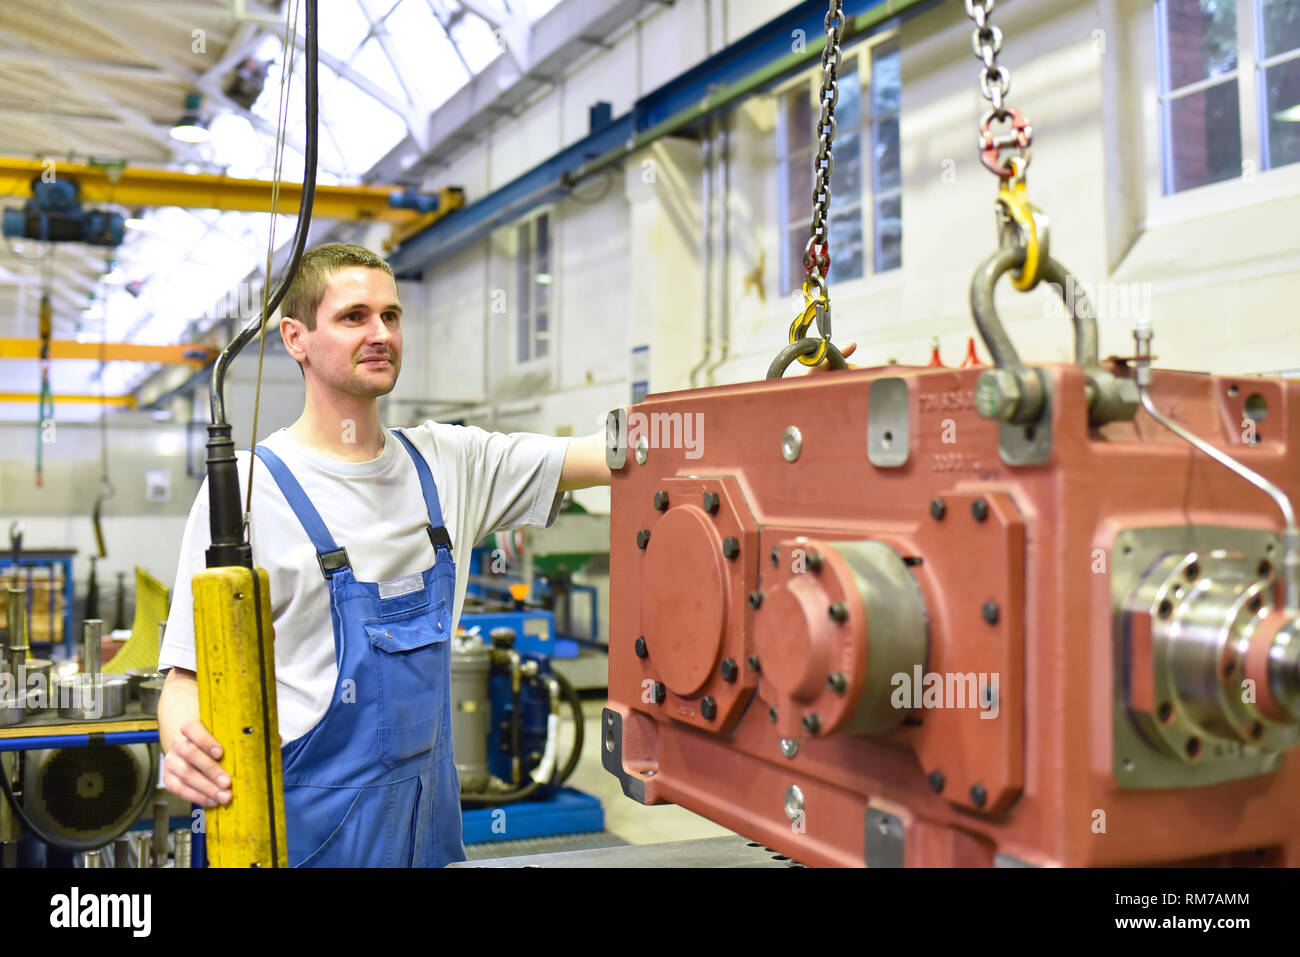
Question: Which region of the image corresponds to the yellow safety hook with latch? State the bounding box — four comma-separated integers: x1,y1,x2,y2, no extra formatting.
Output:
789,280,831,367
994,157,1049,291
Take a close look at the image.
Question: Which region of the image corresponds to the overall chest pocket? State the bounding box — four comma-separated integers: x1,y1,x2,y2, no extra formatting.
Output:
365,605,450,768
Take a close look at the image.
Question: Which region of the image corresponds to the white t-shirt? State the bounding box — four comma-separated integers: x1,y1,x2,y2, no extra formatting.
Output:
159,421,571,741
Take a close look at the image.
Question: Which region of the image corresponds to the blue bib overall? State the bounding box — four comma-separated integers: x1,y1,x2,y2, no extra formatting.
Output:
252,430,466,867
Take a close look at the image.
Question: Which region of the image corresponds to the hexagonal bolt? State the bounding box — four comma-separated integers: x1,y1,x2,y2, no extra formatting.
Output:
701,696,717,720
975,368,1022,422
982,601,999,624
770,545,780,567
722,537,740,560
720,658,738,682
652,682,666,704
928,770,945,793
930,498,947,521
702,491,720,514
768,706,778,722
748,590,764,609
828,602,849,623
827,672,847,694
748,654,762,674
636,529,651,549
634,636,648,659
970,782,987,807
653,490,670,511
806,550,823,573
802,713,822,735
971,498,989,522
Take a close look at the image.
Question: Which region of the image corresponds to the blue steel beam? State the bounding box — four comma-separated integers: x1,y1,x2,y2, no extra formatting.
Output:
388,0,934,278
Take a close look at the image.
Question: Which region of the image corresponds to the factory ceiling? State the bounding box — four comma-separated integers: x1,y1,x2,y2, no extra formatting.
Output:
0,0,565,422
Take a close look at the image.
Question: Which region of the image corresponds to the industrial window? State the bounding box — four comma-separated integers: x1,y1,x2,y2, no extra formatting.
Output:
515,212,551,364
1156,0,1300,195
776,41,902,296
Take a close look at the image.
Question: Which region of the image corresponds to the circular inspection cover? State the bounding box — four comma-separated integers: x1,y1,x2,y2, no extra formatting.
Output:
640,506,728,697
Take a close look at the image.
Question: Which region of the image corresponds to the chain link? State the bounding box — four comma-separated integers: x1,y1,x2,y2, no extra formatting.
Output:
965,0,1032,180
802,0,845,312
965,0,1009,116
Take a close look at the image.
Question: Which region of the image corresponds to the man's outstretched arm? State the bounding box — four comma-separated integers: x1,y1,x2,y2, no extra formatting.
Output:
558,430,611,492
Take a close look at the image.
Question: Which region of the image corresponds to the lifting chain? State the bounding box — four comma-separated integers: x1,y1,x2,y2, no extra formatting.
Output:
965,0,1048,290
780,0,847,373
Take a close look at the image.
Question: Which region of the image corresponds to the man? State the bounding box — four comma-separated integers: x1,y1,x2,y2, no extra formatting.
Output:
157,243,610,867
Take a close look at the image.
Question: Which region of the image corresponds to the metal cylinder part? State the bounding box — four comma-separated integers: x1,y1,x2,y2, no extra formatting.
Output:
83,619,103,677
172,828,192,869
19,658,52,715
450,634,492,793
114,836,131,868
138,679,163,716
126,669,163,702
5,587,26,651
132,831,152,868
0,687,26,727
81,849,103,868
54,674,127,720
152,798,167,867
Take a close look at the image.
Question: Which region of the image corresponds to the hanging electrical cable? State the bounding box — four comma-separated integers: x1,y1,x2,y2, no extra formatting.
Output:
34,249,55,487
91,264,114,567
192,0,318,868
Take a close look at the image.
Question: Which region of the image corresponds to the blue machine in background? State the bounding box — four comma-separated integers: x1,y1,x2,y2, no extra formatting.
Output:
454,626,602,845
3,179,125,247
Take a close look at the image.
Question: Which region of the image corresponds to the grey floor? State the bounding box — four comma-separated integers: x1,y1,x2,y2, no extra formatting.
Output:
465,697,735,855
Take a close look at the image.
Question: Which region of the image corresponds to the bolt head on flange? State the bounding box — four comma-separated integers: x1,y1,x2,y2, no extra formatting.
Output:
702,491,720,514
975,369,1022,422
722,537,740,560
653,490,670,511
636,528,651,549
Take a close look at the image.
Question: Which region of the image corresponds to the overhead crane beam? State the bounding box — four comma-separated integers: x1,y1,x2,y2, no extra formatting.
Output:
0,338,216,364
0,392,136,407
0,158,464,224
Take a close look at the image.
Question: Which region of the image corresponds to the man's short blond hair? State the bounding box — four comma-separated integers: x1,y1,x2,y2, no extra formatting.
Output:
281,243,395,330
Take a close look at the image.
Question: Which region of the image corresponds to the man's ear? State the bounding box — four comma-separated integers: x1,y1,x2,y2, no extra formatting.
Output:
281,315,306,364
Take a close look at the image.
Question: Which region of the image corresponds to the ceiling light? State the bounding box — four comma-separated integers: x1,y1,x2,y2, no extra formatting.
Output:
170,93,210,143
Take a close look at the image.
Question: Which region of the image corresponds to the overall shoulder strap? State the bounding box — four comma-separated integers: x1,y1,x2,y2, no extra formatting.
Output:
252,445,350,577
390,429,453,552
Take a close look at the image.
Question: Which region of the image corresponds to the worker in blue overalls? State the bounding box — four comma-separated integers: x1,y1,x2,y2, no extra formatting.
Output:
156,243,611,867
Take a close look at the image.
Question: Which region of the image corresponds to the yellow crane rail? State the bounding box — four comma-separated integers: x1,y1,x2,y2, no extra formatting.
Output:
0,392,136,407
0,338,216,364
0,158,464,224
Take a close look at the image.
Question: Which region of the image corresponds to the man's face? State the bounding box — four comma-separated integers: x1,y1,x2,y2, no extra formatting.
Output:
297,266,402,398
